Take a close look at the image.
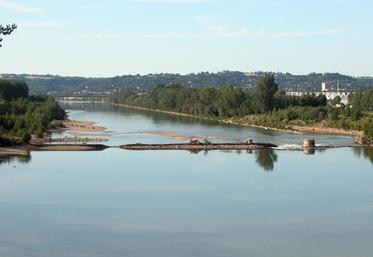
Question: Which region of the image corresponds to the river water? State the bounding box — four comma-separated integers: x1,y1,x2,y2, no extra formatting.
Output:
0,103,372,257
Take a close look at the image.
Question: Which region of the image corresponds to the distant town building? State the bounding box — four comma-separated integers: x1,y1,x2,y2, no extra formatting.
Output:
286,81,352,105
321,82,328,92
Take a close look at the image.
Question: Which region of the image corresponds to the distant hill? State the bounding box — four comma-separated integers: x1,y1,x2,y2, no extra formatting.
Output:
1,71,372,95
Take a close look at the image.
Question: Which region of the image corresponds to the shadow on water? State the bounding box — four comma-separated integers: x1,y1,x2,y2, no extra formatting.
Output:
352,147,373,165
0,155,32,167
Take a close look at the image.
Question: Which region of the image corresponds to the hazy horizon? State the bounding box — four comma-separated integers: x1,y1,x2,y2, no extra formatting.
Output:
1,0,373,77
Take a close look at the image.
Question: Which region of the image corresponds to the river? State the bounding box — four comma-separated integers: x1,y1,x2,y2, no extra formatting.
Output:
0,103,372,257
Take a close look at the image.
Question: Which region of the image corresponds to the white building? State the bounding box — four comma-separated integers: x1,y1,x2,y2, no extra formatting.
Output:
286,82,352,105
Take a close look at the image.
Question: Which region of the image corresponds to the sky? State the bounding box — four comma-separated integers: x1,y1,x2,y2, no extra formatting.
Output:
0,0,372,77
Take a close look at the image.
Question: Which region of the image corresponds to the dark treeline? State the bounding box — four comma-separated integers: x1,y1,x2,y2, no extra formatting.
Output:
0,80,65,145
112,75,327,117
0,80,28,100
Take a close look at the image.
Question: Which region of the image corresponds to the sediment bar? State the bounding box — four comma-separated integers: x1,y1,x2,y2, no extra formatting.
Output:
0,146,30,157
1,142,277,156
30,144,109,151
120,142,277,151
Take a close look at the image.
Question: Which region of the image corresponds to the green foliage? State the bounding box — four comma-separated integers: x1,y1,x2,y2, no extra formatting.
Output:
239,106,328,129
215,85,245,116
0,23,17,47
349,88,373,112
275,91,327,109
0,80,29,101
255,74,278,113
331,96,341,106
50,120,65,129
328,107,340,121
113,75,330,118
0,81,65,145
362,119,373,142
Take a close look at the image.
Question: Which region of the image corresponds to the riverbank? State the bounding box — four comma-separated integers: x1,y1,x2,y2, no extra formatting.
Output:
113,103,365,141
0,144,109,156
58,119,107,133
32,144,108,151
0,146,31,157
45,119,110,142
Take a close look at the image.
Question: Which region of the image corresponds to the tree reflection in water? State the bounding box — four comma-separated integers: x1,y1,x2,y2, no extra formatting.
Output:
255,149,278,172
189,148,279,171
0,155,31,167
353,147,373,165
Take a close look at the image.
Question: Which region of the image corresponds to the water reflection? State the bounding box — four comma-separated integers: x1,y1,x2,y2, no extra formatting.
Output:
112,104,222,128
186,148,278,171
0,147,280,172
245,149,279,172
255,149,278,172
0,155,32,166
303,147,315,155
353,147,373,165
1,146,373,257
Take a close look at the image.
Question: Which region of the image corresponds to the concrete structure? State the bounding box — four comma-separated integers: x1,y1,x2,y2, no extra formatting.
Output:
304,139,316,148
286,82,352,105
322,91,350,104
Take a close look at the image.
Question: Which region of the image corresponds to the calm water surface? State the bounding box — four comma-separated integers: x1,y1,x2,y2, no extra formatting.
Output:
0,103,372,257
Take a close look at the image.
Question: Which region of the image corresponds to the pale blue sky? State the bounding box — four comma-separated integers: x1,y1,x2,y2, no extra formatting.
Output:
0,0,372,77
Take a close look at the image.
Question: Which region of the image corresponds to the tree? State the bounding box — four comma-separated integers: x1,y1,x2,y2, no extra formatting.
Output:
0,80,29,101
215,85,244,116
331,96,341,106
0,23,17,47
255,74,279,113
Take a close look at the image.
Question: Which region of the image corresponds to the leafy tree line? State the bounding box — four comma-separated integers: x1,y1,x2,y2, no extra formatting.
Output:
348,88,373,142
112,75,327,117
349,88,373,112
0,80,66,145
232,87,373,143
